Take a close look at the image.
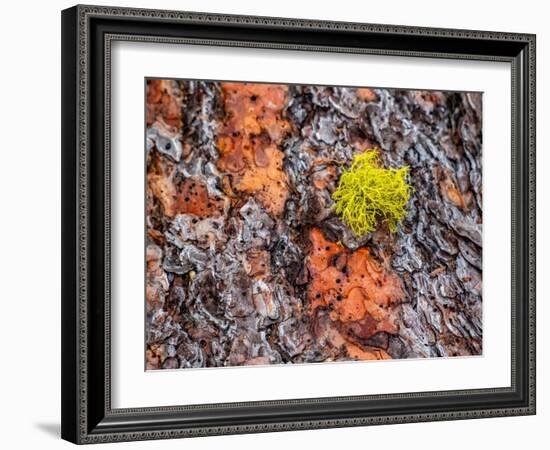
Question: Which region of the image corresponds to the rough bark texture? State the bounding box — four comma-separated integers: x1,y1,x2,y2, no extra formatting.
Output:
145,79,482,370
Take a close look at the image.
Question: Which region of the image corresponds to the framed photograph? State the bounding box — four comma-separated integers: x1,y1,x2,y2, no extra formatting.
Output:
61,4,536,444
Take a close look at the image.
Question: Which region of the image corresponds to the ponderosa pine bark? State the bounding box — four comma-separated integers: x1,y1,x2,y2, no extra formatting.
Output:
145,79,482,369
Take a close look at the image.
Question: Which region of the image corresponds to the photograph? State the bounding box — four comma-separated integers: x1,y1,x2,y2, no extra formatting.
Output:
145,79,483,370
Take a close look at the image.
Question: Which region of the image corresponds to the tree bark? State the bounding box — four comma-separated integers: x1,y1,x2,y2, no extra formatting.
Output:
145,79,482,369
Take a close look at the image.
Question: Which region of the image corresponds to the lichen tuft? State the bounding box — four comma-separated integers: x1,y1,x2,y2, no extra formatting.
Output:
332,149,412,236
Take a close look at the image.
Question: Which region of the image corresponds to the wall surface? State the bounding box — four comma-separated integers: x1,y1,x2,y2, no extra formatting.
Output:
0,0,546,448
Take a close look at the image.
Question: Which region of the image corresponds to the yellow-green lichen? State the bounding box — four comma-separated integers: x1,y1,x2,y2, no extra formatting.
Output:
332,149,412,236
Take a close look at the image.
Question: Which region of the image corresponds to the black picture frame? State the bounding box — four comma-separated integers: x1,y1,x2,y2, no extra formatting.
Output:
61,4,536,444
